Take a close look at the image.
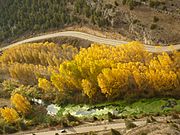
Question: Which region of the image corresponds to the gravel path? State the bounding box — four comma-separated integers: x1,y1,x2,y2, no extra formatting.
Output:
1,31,180,52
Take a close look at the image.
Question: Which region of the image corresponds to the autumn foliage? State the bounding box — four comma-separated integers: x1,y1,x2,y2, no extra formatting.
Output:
50,42,180,102
11,94,31,115
0,107,20,123
0,41,180,103
0,42,78,85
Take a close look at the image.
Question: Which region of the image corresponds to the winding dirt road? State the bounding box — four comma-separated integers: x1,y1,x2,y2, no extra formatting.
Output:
0,31,180,52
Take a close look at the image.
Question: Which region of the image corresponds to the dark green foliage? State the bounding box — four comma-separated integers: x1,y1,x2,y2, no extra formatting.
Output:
0,0,69,43
18,120,29,131
108,112,113,122
0,0,110,45
66,113,78,122
4,125,18,134
93,116,98,121
56,113,80,128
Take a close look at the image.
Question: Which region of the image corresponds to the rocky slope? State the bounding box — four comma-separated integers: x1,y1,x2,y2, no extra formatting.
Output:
87,0,180,45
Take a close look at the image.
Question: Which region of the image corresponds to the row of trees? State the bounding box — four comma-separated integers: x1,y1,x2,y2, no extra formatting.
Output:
0,41,179,103
0,42,78,85
0,42,78,66
41,42,180,102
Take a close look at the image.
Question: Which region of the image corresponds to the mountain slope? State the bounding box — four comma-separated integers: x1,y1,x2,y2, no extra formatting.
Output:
0,0,180,46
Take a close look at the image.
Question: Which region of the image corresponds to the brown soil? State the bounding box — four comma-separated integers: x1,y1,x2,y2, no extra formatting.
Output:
125,115,180,135
0,98,11,108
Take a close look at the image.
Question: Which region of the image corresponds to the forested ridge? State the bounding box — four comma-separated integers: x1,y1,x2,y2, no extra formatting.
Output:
0,0,110,45
1,0,180,46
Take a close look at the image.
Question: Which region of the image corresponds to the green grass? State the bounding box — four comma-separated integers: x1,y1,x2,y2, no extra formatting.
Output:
57,98,180,119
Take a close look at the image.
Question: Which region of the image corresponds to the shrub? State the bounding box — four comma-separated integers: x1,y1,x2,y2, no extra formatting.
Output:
12,85,42,100
18,120,28,131
105,4,113,9
11,94,31,115
150,24,157,30
28,105,48,125
59,113,80,127
0,107,20,123
0,80,20,98
4,125,18,134
153,16,159,22
149,0,161,8
132,19,139,24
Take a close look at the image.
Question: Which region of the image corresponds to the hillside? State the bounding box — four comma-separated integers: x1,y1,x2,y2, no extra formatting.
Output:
0,1,180,134
0,0,180,47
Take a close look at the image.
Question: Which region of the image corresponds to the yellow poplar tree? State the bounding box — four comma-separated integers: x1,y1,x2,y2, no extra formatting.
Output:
38,78,53,92
11,94,31,115
0,107,20,123
98,68,131,98
81,79,97,98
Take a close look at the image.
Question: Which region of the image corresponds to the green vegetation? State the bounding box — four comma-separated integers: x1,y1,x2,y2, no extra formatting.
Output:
0,0,110,45
55,98,180,119
1,97,178,134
